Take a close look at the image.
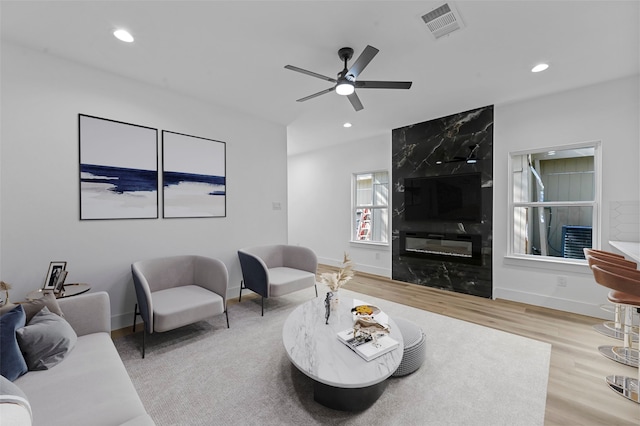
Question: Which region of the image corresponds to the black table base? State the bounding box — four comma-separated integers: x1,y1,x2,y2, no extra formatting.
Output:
313,379,388,411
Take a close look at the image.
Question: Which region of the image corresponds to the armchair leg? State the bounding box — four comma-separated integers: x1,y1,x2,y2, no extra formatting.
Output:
314,284,318,297
142,328,146,359
132,303,139,333
239,280,244,302
261,296,264,317
225,310,230,328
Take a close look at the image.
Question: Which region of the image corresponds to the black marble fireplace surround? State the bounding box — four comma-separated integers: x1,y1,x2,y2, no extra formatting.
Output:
392,106,493,298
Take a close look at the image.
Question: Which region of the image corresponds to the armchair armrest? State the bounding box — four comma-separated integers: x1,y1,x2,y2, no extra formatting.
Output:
283,245,318,275
238,250,270,298
132,262,153,334
56,291,111,336
194,256,229,305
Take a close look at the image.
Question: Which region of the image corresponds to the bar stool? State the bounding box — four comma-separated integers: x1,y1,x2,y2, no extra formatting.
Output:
591,264,640,403
585,249,638,341
587,254,639,367
586,249,627,260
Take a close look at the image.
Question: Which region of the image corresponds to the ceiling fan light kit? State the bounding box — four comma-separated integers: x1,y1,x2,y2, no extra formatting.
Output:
285,45,412,111
336,79,355,96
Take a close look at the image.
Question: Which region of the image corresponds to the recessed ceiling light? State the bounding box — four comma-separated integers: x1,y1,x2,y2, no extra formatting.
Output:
531,63,549,73
113,29,134,43
343,122,352,128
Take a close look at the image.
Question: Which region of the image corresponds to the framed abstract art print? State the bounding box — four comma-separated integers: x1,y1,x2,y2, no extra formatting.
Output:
79,114,158,220
162,131,226,218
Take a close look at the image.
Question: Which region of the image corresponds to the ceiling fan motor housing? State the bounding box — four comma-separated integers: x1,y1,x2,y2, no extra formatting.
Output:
338,47,354,62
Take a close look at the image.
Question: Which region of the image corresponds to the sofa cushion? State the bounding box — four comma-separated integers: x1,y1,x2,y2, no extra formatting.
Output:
17,307,77,371
0,305,28,381
268,267,316,297
20,293,64,323
152,285,224,332
0,374,32,424
15,333,150,426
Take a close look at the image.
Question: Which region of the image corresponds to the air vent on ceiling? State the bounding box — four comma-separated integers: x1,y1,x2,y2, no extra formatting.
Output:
421,2,465,40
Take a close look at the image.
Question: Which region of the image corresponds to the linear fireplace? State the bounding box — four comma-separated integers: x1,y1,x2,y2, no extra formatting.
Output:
399,231,482,265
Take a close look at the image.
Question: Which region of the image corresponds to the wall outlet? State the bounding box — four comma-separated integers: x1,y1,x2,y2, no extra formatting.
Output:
557,276,568,287
272,202,281,210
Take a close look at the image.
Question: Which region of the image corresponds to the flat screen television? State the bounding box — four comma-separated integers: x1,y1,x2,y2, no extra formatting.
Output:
404,173,482,222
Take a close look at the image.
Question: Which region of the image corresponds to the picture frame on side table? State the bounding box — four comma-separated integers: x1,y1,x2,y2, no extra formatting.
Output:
53,270,68,295
162,130,226,218
43,262,67,291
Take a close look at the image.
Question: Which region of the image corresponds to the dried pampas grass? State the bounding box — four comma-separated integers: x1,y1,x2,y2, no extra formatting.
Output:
320,252,354,292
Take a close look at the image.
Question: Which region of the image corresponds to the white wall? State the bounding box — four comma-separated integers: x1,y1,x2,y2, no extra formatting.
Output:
288,75,639,319
493,75,639,318
288,133,391,276
0,42,289,329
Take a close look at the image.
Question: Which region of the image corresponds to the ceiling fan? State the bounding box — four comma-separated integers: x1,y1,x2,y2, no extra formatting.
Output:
284,45,412,112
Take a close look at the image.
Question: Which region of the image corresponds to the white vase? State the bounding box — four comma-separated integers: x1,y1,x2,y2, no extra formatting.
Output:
329,290,340,311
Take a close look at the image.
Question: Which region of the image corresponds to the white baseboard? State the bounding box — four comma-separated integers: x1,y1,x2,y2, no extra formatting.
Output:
111,312,136,331
354,264,391,278
494,287,609,320
317,257,391,278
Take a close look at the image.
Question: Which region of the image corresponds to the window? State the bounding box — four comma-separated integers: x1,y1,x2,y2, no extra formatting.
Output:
352,171,389,244
509,142,600,260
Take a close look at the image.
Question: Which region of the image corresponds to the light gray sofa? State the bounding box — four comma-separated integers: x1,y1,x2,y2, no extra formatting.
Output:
13,292,154,426
238,244,318,315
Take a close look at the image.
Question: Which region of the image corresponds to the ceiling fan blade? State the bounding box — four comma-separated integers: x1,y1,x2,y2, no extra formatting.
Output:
347,92,364,111
355,80,412,89
346,45,379,78
284,65,337,83
296,87,335,102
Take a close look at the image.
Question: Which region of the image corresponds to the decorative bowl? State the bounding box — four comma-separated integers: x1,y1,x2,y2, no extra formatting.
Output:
351,304,381,317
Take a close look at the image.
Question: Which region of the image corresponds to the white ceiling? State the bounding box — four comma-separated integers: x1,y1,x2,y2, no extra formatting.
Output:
1,1,638,155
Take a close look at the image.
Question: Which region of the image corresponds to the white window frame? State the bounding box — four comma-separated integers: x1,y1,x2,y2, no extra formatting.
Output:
351,170,389,246
506,140,601,268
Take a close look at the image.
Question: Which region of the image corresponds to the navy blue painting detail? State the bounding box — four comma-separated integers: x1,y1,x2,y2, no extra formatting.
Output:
163,171,226,195
81,164,157,193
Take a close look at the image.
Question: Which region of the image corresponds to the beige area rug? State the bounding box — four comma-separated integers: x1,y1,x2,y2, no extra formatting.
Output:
114,286,551,426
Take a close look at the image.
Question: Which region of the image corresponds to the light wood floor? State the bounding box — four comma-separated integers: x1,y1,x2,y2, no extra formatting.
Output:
331,267,640,425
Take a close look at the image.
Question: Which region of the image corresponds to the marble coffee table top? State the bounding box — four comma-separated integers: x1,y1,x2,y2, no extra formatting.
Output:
282,296,404,388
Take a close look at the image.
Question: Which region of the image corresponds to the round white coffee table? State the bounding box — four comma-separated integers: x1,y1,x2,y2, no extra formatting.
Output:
282,296,403,411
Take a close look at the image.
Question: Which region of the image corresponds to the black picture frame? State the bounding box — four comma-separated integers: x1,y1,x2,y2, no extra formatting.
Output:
43,261,67,291
53,270,68,295
79,114,159,220
162,130,226,218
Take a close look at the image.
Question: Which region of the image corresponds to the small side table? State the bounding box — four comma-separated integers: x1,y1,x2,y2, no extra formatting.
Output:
27,283,91,300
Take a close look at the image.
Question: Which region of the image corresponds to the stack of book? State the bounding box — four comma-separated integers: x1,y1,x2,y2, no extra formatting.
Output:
336,328,399,361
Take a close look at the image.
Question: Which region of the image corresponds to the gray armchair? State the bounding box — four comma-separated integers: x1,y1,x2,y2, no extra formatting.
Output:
237,245,318,316
131,255,229,358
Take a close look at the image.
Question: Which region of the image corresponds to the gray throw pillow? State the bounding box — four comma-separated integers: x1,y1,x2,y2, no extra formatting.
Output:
19,292,64,323
16,307,77,370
